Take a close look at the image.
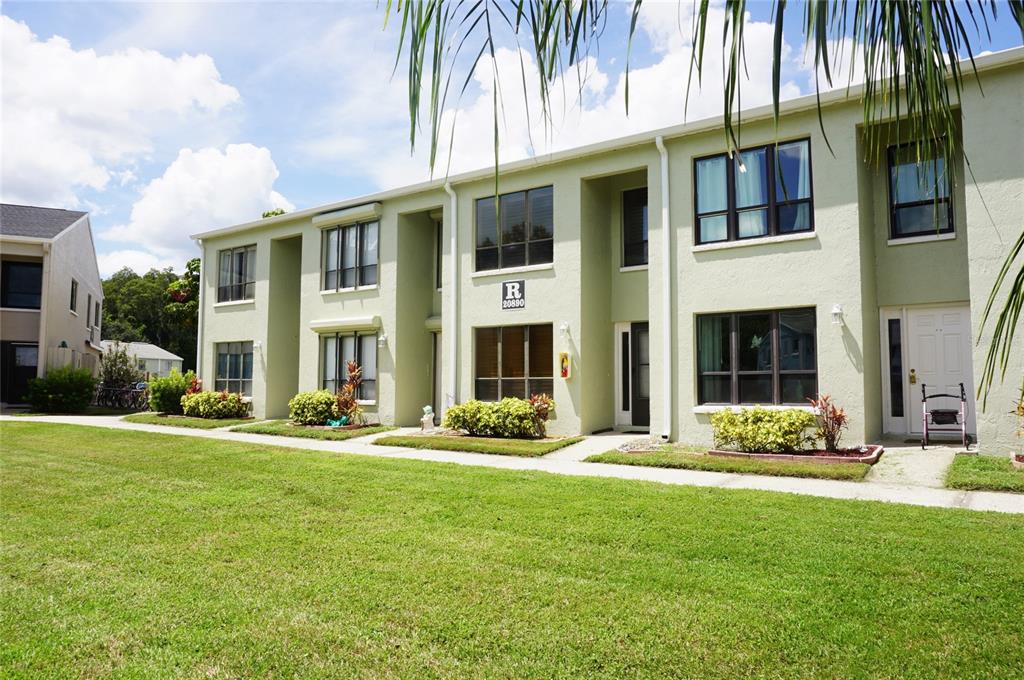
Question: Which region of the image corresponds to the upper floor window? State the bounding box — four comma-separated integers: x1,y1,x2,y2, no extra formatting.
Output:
476,185,553,271
217,245,256,303
474,324,553,400
697,307,817,405
322,221,378,291
888,141,953,239
435,218,443,290
95,301,101,331
321,332,377,401
0,261,42,309
694,139,813,245
86,294,92,326
622,188,648,267
70,279,78,312
215,341,253,396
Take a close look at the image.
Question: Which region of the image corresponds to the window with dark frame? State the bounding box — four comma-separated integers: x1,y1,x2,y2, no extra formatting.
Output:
216,245,256,303
214,341,253,396
95,301,101,331
697,308,817,405
70,279,78,312
622,188,648,267
322,221,379,290
0,261,42,309
474,324,553,400
86,293,92,327
694,139,814,245
475,186,553,271
887,140,953,239
321,332,378,401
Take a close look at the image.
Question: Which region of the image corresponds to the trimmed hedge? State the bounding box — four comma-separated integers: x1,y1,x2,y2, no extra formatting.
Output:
711,407,817,454
27,366,98,413
288,390,339,425
442,398,543,438
181,391,249,419
148,370,194,415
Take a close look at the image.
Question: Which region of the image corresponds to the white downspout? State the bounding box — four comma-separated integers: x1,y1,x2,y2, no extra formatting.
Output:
195,239,204,380
443,182,458,415
655,136,672,440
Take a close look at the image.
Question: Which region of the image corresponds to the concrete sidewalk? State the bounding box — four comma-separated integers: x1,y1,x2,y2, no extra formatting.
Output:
3,415,1022,515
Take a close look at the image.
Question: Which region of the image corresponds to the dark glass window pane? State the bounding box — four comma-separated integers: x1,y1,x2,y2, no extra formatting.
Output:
735,148,768,208
775,140,811,201
216,351,228,380
781,375,816,404
530,378,554,397
696,156,728,213
777,202,812,233
779,309,816,370
501,326,525,377
360,264,377,286
218,251,231,288
475,328,499,378
699,215,728,243
697,315,731,372
1,262,42,308
360,380,377,401
476,379,499,402
324,270,338,290
888,319,904,417
528,325,553,377
500,192,527,245
501,243,526,268
737,314,772,371
476,247,499,272
476,196,498,248
737,208,768,238
739,375,773,404
361,222,378,266
501,379,526,399
700,375,732,404
528,186,553,240
893,202,951,236
342,268,356,288
527,239,552,265
622,188,648,266
890,144,948,203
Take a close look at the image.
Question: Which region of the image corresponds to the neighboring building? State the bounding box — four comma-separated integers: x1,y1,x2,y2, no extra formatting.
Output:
192,48,1024,454
0,204,105,403
100,341,184,379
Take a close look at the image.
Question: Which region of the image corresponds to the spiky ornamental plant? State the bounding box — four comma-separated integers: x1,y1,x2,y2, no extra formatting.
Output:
383,0,1023,407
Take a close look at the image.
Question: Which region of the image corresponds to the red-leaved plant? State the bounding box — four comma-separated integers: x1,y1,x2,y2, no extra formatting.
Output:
808,393,848,453
335,360,365,426
185,375,203,395
528,393,555,437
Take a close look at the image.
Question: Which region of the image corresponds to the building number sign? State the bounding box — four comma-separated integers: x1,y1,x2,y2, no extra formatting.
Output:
501,280,525,310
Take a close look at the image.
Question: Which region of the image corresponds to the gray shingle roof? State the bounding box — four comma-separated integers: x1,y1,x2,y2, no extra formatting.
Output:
100,341,184,362
0,203,87,239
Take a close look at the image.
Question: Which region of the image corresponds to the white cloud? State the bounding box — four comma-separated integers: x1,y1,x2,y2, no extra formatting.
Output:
102,144,293,267
0,16,239,207
96,249,182,278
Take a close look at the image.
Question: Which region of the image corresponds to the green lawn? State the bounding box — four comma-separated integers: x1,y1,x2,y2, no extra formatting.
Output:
375,434,583,457
7,406,138,417
3,422,1024,678
122,412,254,429
587,447,871,481
946,453,1024,493
230,420,393,441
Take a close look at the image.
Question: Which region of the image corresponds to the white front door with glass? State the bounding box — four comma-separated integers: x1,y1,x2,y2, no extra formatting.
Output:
614,322,650,429
880,305,976,437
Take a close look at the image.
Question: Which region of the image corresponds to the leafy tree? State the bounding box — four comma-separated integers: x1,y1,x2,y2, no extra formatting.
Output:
383,0,1023,405
99,342,143,390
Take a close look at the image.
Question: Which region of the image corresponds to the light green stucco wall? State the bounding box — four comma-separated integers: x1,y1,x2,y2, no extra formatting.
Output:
265,236,302,418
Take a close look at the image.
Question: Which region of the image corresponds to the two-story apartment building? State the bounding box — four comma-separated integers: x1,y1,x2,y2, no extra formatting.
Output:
193,48,1023,454
0,204,105,403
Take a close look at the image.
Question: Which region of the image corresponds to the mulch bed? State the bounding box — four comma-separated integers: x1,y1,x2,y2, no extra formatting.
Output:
709,445,884,465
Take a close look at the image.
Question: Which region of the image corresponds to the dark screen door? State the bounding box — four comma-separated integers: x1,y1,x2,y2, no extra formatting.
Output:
630,323,650,426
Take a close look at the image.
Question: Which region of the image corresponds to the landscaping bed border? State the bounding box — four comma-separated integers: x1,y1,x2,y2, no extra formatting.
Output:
708,444,884,465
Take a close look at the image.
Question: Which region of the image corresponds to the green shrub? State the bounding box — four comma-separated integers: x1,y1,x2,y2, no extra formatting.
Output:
443,400,497,436
27,366,98,413
288,390,339,425
711,407,817,454
147,370,194,414
99,343,142,389
181,391,249,419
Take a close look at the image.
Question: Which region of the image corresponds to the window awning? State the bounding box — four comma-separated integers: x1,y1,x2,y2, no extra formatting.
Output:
312,202,382,228
309,315,381,333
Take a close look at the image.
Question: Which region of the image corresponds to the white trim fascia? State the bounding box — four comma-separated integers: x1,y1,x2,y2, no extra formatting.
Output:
213,299,256,309
618,264,649,273
320,285,379,296
692,404,816,414
0,234,54,245
189,48,1023,243
692,231,817,253
470,262,554,279
886,231,956,247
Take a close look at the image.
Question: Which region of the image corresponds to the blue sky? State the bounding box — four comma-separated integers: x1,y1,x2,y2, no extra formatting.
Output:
2,1,1020,275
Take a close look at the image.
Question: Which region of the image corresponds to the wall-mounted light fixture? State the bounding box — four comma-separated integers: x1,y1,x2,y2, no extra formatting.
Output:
558,322,571,340
253,340,263,350
831,304,844,326
377,333,388,348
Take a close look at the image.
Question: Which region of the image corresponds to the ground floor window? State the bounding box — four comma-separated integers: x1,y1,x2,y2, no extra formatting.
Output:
215,342,253,396
474,324,553,400
321,332,377,401
697,307,817,405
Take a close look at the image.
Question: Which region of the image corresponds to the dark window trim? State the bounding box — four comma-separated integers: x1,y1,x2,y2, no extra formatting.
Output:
693,137,815,245
474,185,554,272
621,186,649,267
696,307,818,406
321,220,379,291
473,324,553,401
886,139,955,240
0,260,43,310
435,218,443,290
320,331,378,401
216,245,256,303
70,278,78,312
214,340,254,396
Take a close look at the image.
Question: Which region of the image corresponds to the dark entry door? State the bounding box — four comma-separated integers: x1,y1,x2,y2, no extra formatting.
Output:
630,323,650,427
1,342,39,403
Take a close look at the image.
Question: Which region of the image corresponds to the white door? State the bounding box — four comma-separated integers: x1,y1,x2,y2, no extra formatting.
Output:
906,306,976,436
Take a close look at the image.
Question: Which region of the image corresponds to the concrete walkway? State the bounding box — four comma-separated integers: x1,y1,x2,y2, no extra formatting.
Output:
3,415,1022,515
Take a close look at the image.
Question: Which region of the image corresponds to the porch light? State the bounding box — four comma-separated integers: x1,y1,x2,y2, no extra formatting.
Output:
831,304,844,326
377,333,388,348
559,322,571,340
